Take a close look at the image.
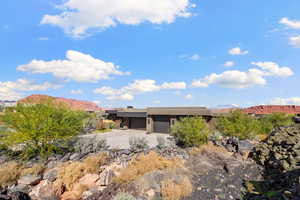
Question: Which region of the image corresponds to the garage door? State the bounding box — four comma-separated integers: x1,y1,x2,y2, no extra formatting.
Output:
130,117,146,130
153,116,170,133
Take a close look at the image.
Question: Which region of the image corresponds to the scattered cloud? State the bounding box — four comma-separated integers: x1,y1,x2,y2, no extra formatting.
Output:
228,47,249,55
94,79,186,101
17,50,130,83
41,0,194,38
192,62,293,89
251,62,293,77
70,89,83,94
0,79,61,101
279,17,300,29
179,54,201,61
38,37,49,41
271,97,300,105
185,94,193,99
289,35,300,48
224,61,235,67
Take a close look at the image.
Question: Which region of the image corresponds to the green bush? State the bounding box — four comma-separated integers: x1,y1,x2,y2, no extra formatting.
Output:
216,110,261,140
259,113,294,135
0,101,89,159
171,117,210,147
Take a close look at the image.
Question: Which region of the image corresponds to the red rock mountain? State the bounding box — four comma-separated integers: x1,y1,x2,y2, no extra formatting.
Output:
19,94,102,112
243,105,300,115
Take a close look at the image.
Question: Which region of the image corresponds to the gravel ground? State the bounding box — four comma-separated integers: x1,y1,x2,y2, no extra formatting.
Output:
79,129,171,149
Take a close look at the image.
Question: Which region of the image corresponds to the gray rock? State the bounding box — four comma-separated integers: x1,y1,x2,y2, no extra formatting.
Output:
18,175,41,186
43,169,58,182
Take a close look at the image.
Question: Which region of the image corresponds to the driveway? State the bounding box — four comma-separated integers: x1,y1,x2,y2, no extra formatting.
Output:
80,129,171,149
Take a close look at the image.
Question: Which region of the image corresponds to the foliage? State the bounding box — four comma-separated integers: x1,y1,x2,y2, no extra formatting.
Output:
0,162,45,187
259,113,294,135
161,177,193,200
156,136,167,149
0,101,88,159
216,110,261,139
114,151,182,184
74,137,109,154
171,117,211,147
58,152,108,190
113,193,136,200
129,136,149,151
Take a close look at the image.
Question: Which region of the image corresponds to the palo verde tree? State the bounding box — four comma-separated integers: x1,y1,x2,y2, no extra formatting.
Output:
216,110,261,140
1,100,89,159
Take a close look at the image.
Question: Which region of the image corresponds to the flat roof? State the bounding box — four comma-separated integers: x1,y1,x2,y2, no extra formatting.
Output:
147,107,212,116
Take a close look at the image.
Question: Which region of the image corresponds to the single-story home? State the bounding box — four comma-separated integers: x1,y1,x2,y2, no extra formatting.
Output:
106,107,214,134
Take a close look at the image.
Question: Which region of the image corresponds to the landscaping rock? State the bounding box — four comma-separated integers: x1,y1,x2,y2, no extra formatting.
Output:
43,168,58,182
29,180,59,200
18,175,41,186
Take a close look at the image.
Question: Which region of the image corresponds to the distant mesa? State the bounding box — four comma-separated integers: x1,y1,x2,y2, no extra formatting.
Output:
243,105,300,115
18,94,102,112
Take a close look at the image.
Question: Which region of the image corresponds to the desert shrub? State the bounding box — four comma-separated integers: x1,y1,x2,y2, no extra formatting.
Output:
129,136,149,151
115,151,182,184
259,113,294,135
0,162,22,187
74,138,109,154
113,192,136,200
21,163,45,176
216,110,261,140
157,136,167,149
1,101,88,159
171,117,211,147
189,141,231,157
58,152,108,190
161,177,193,200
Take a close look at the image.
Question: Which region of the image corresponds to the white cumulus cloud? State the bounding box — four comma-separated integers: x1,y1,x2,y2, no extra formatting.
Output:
251,62,294,77
279,17,300,29
224,61,235,67
229,47,249,55
0,79,61,101
17,50,130,83
41,0,194,38
289,35,300,48
271,97,300,105
179,54,200,61
94,79,186,101
192,62,293,89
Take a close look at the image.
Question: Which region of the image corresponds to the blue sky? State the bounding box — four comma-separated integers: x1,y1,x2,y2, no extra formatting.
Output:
1,0,300,108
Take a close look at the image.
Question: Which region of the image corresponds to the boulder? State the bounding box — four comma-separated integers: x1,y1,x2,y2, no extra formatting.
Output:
29,180,59,200
43,168,58,182
18,175,41,186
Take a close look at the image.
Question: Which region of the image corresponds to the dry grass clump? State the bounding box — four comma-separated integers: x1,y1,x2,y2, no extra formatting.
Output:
189,142,230,156
21,163,45,176
0,162,22,187
115,151,182,184
161,177,193,200
57,152,108,190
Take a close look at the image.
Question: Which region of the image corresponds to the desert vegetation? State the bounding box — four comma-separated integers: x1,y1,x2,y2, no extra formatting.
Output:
0,101,89,159
115,151,182,184
171,117,211,147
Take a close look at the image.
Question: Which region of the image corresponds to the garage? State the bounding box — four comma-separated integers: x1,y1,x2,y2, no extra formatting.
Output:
153,116,170,133
129,117,146,130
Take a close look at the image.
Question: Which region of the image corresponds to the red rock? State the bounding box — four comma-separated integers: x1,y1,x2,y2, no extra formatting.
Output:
18,94,102,112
